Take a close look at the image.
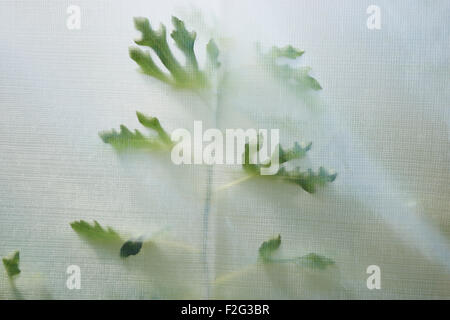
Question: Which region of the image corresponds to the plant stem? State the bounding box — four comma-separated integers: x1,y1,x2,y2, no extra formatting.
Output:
199,84,221,299
215,174,257,192
202,165,213,298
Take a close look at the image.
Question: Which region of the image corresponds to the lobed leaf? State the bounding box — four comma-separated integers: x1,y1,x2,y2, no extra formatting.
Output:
100,112,173,152
130,16,219,88
70,220,123,244
260,44,322,91
277,166,337,193
243,140,336,193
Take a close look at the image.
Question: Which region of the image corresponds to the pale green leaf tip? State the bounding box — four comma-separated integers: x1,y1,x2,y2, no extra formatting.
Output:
136,111,159,129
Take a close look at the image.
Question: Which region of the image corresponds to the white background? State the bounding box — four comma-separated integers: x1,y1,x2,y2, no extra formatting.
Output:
0,0,449,299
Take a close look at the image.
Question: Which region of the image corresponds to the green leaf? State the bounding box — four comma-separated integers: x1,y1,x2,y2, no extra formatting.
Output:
2,251,21,278
72,221,148,258
128,47,171,83
270,45,304,59
206,39,221,69
258,236,335,270
100,112,173,152
136,112,173,145
130,16,219,88
258,234,281,262
296,253,335,270
277,166,337,193
120,240,143,258
171,16,199,72
279,141,312,163
243,140,336,193
261,44,322,91
70,220,123,244
133,17,185,83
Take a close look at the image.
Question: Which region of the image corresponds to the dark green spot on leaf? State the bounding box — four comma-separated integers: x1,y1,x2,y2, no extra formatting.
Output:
120,240,143,258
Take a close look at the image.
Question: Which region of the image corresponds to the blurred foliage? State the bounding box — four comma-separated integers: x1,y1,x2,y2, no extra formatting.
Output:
2,251,21,278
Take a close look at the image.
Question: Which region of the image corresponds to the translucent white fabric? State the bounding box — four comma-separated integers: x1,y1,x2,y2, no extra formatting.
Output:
0,0,449,299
